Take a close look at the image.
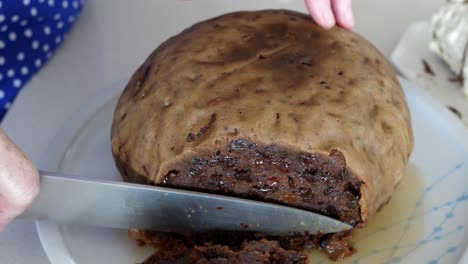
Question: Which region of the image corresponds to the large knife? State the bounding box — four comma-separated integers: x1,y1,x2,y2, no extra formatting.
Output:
20,171,352,236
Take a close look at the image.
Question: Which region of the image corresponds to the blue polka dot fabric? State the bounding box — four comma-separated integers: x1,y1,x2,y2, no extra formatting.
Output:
0,0,85,122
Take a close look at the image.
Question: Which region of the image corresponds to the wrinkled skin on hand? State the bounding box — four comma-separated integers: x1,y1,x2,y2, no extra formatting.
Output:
305,0,354,29
0,128,39,230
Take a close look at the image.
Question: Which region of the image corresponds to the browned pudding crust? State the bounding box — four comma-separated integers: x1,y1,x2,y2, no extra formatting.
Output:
161,139,362,225
112,9,414,264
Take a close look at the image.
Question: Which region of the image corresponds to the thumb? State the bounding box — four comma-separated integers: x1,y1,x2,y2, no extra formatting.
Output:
0,129,39,230
304,0,336,29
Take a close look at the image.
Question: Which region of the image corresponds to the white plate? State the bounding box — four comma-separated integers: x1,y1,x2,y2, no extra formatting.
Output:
36,76,468,264
390,21,468,128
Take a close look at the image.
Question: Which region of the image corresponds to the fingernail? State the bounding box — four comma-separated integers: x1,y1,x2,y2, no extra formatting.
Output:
322,9,336,28
343,8,355,28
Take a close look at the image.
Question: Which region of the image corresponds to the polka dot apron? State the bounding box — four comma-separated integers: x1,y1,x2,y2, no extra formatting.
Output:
0,0,85,122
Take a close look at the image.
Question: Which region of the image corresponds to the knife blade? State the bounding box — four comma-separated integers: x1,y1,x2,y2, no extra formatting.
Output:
19,171,352,236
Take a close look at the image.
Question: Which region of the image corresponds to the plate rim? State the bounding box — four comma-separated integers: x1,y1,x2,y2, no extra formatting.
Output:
35,77,468,264
390,21,468,263
36,78,128,264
